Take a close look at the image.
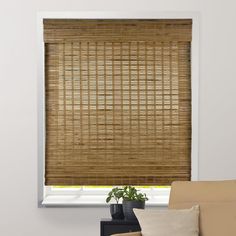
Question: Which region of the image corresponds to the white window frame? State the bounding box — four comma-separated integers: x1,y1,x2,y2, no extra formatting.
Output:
43,186,171,207
37,11,199,207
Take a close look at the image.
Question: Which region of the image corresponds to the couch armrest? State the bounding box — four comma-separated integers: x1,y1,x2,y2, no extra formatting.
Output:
111,232,142,236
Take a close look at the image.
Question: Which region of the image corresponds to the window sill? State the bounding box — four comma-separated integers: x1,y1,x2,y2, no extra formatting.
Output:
41,195,169,207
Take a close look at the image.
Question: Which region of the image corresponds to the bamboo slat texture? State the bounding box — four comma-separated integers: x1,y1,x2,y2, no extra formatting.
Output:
44,19,192,186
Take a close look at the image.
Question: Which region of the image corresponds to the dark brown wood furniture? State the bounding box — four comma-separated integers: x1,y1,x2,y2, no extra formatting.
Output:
100,218,141,236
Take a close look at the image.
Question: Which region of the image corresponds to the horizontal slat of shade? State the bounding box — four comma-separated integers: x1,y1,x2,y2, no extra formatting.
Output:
43,19,192,43
45,20,191,186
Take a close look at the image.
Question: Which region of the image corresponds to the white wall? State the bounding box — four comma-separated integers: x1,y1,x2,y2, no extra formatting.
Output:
0,0,236,235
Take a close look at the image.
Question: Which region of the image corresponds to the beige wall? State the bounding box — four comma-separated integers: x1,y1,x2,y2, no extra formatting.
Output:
0,0,236,235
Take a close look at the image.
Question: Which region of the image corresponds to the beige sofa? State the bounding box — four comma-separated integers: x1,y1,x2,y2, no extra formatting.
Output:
112,180,236,236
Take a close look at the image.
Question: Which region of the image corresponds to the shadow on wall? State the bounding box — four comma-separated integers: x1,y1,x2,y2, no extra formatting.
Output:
38,207,109,235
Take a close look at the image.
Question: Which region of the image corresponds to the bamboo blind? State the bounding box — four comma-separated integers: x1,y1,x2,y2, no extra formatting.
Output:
44,19,192,186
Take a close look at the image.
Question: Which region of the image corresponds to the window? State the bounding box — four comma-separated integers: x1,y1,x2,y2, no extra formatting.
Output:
38,13,198,206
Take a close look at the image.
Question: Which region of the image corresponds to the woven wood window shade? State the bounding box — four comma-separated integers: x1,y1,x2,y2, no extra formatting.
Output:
44,19,192,186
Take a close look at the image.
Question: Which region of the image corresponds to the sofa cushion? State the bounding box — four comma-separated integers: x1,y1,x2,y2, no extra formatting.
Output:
168,180,236,236
134,206,199,236
112,232,141,236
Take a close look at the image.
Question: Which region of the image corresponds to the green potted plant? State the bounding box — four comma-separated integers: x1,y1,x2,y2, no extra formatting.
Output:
122,186,148,220
106,187,124,220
